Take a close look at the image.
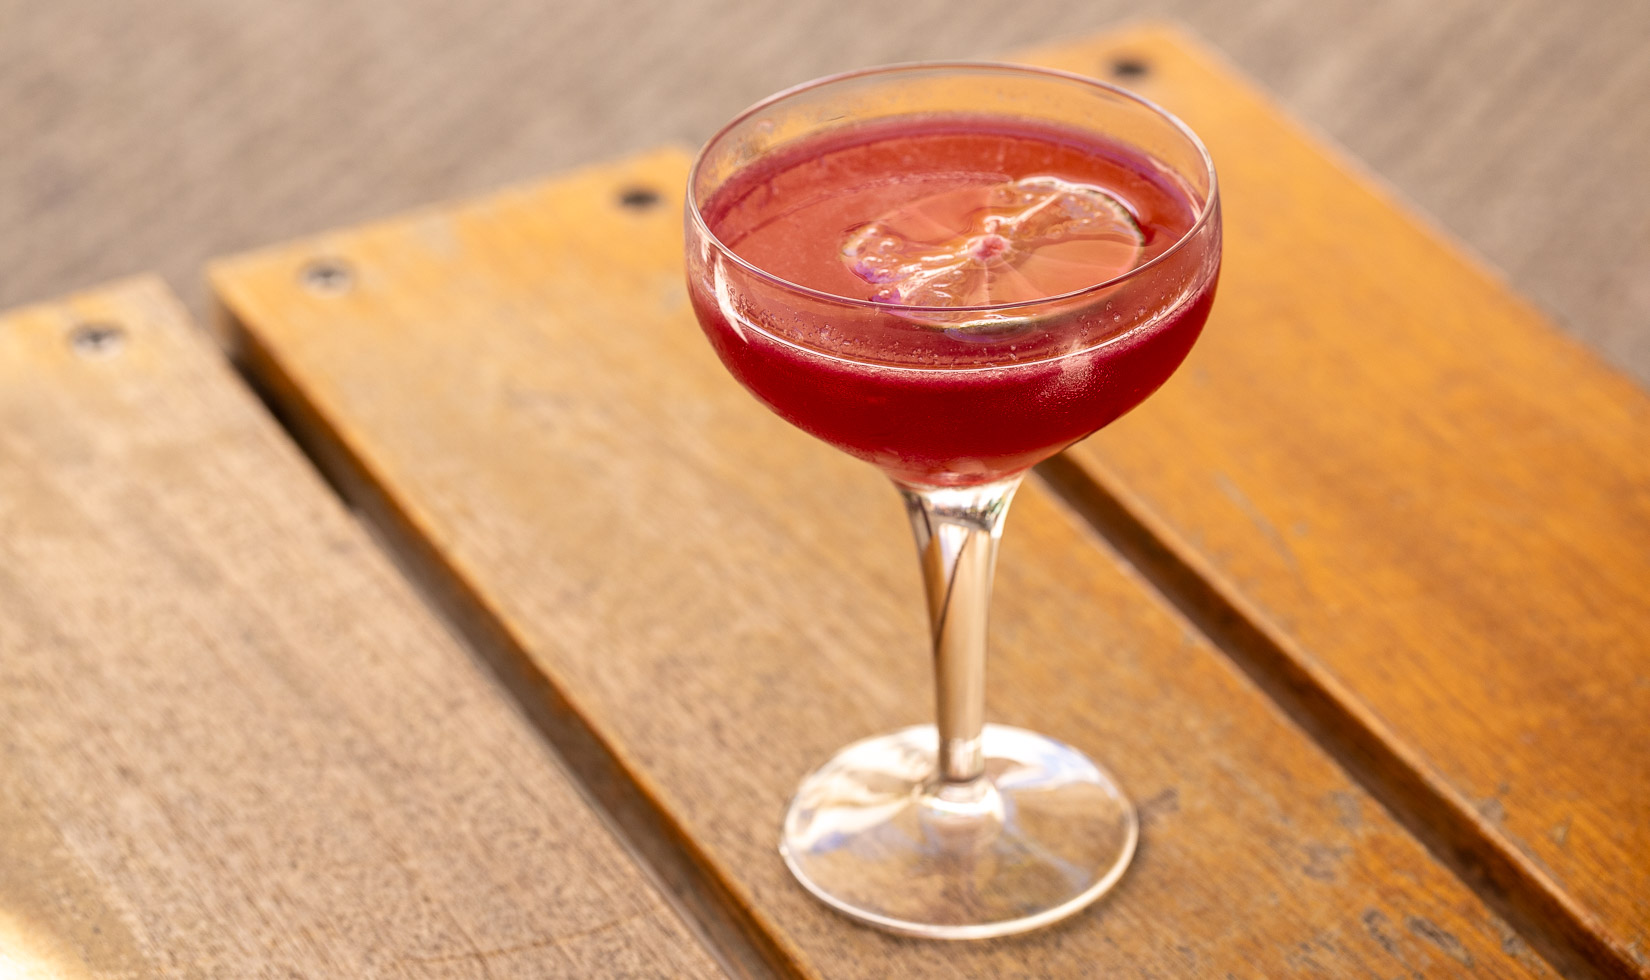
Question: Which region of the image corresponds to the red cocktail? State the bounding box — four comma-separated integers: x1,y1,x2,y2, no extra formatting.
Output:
685,64,1221,938
691,115,1216,487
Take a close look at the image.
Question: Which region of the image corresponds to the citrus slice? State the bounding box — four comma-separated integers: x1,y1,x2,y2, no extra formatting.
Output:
841,176,1145,313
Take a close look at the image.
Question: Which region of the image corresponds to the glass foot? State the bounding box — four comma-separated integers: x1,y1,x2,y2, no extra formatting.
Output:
779,724,1137,939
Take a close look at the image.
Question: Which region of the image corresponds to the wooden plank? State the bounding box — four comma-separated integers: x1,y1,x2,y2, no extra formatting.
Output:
1016,27,1650,980
0,279,723,979
213,150,1555,979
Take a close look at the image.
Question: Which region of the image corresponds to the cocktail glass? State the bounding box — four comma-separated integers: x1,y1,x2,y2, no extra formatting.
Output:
684,63,1221,939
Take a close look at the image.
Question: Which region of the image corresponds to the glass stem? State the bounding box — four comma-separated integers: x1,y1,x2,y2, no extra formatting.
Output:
899,475,1022,788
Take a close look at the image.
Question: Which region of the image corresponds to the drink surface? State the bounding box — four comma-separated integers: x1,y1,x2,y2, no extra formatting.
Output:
690,114,1218,487
710,116,1194,308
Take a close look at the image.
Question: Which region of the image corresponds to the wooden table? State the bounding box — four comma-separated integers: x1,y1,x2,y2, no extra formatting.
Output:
4,25,1646,979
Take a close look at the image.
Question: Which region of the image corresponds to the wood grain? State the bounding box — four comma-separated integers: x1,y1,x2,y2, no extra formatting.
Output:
0,278,723,979
214,136,1556,976
1019,28,1650,980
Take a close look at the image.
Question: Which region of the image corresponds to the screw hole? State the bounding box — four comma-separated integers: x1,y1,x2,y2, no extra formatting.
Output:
70,322,126,357
1110,57,1150,79
618,186,661,210
300,258,354,294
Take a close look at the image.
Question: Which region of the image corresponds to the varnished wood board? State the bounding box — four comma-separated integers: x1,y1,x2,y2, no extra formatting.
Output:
1018,28,1650,979
214,139,1555,977
0,279,722,979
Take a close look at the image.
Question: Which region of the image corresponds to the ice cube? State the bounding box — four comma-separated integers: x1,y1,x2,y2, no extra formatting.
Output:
841,176,1145,310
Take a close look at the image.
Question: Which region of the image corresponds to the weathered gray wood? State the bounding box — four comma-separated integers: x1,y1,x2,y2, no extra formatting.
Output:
3,0,1646,385
0,278,723,979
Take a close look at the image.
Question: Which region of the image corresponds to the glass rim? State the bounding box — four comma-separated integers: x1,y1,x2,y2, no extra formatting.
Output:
685,60,1220,315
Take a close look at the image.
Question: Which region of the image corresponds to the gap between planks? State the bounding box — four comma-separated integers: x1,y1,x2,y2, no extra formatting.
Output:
216,305,803,980
1035,453,1636,980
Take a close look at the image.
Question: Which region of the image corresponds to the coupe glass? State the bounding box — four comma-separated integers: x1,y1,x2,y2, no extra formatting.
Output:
684,63,1221,939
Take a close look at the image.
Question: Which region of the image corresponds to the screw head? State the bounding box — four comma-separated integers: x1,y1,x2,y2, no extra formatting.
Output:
618,186,661,209
300,259,354,294
70,322,125,357
1110,57,1150,79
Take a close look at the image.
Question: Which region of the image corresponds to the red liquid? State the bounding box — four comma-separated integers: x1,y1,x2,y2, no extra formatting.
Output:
691,116,1218,487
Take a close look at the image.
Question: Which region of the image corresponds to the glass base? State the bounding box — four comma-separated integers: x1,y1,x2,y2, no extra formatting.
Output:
779,724,1138,939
